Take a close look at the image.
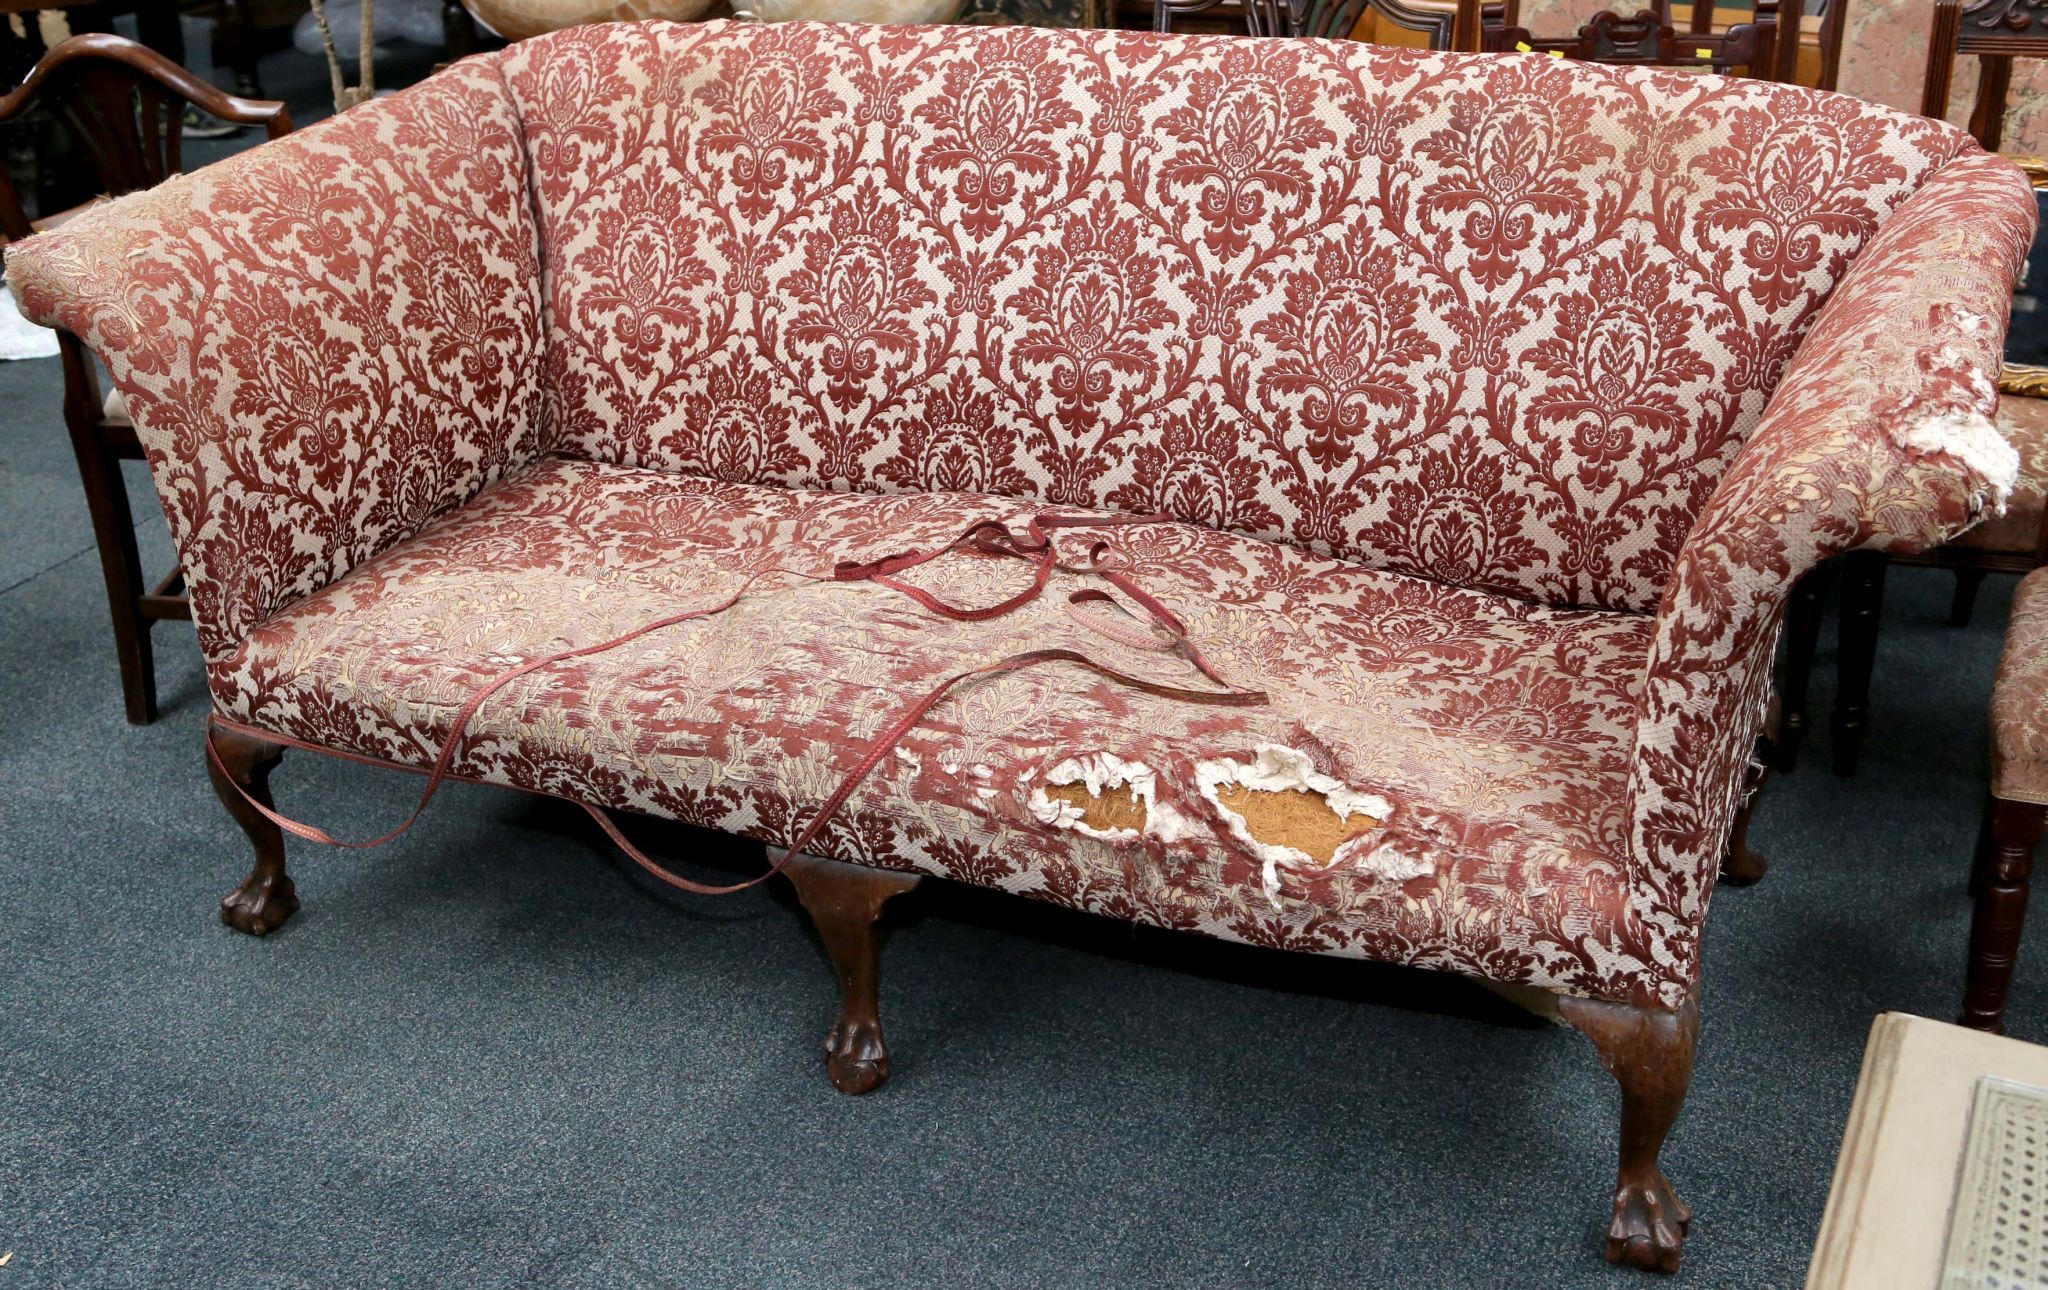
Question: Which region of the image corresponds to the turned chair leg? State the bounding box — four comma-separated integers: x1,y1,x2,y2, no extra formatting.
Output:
1721,742,1769,887
1558,996,1699,1274
1831,551,1888,777
1775,561,1834,774
204,719,298,936
1962,795,2046,1034
780,851,921,1095
69,424,158,724
1951,568,1989,628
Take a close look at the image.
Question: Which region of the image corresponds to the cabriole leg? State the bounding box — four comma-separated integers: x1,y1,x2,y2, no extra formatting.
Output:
780,851,921,1095
205,719,297,936
1558,995,1699,1274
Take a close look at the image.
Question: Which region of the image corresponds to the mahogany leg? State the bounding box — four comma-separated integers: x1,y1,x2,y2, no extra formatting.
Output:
217,0,263,99
1831,551,1888,777
69,425,157,725
1720,747,1769,887
1775,561,1834,774
205,719,298,937
1557,995,1699,1275
780,851,921,1095
443,0,480,56
1961,796,2045,1034
1951,568,1989,628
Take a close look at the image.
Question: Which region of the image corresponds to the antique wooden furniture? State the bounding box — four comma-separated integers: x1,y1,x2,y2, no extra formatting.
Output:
1136,0,1485,45
8,20,2034,1271
1495,3,1778,76
1772,6,2048,778
1674,0,1844,88
1964,566,2048,1033
0,2,266,97
0,33,289,723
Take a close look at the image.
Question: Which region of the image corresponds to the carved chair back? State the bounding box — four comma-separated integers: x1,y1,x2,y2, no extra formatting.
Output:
1150,0,1487,48
1676,0,1842,87
1924,0,2048,153
1492,4,1779,78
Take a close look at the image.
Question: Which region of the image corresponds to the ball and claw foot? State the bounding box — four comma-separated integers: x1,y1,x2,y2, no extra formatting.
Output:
1607,1170,1692,1273
220,870,298,937
824,1017,890,1095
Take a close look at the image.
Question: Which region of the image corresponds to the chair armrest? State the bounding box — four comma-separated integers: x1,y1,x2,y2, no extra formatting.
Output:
4,53,545,673
1620,148,2036,1006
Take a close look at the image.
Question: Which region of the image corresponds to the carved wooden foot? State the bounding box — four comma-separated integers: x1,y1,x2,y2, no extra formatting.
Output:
780,850,921,1095
205,719,297,937
1720,748,1769,887
1558,995,1699,1274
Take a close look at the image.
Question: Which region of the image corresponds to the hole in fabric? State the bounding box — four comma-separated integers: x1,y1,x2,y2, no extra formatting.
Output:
1041,781,1149,834
1209,782,1383,865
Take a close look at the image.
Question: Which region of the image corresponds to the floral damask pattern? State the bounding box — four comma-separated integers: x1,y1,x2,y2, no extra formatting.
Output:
5,58,546,663
215,458,1666,1000
504,23,1976,614
1994,567,2048,805
5,23,2035,1007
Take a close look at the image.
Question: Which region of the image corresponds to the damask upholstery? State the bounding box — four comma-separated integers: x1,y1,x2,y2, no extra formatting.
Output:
1994,567,2048,805
5,21,2037,1013
504,22,1983,616
218,457,1660,996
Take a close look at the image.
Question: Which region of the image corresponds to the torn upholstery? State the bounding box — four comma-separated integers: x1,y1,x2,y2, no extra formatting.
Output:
5,21,2035,1008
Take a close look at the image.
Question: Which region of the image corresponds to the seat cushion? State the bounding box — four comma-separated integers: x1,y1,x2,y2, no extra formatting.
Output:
1994,567,2048,805
217,458,1661,999
1947,393,2048,555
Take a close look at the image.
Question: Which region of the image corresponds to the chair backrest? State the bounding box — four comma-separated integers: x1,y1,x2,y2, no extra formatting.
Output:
1498,4,1778,78
0,31,290,241
1923,0,2048,152
1152,0,1486,47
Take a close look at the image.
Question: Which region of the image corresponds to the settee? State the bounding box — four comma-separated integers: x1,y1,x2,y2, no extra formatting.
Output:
7,19,2035,1271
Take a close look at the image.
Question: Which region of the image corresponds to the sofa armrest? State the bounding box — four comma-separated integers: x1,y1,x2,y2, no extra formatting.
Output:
1620,148,2037,1004
5,54,545,672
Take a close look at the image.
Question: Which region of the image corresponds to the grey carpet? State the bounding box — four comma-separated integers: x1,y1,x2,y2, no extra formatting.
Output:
2,46,2040,1290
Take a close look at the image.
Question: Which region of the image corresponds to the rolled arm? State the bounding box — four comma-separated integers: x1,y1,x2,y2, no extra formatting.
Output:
1621,148,2038,1006
4,53,546,672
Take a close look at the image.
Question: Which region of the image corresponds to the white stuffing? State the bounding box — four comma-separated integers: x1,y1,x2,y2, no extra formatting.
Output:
1893,408,2019,510
1028,752,1198,844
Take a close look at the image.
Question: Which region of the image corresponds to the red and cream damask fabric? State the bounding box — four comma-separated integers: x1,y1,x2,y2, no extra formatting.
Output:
4,22,2037,1007
1994,567,2048,805
506,20,1978,614
1625,147,2034,984
217,458,1666,1000
4,57,548,663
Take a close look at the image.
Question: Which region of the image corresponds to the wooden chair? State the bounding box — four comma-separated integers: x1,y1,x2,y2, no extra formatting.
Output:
1964,565,2048,1033
1492,3,1778,76
1139,0,1488,48
1774,4,2048,777
0,32,289,723
1674,0,1843,88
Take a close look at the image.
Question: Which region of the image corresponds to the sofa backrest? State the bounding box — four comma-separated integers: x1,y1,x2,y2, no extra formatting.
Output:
502,21,1975,611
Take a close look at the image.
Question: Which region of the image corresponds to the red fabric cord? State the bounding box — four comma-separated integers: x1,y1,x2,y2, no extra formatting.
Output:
209,511,1268,896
